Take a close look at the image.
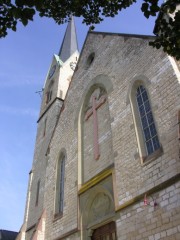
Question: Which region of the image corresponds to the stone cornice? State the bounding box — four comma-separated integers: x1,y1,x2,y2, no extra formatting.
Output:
78,164,114,195
115,173,180,212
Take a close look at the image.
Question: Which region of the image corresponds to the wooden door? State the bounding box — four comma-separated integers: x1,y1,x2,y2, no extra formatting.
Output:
91,222,117,240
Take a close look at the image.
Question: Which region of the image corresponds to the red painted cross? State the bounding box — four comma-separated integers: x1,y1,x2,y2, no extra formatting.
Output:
85,94,106,160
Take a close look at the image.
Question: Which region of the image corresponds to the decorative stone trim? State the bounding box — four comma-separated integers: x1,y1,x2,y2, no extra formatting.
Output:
26,223,36,232
53,213,63,222
141,146,163,165
37,97,64,123
54,228,78,240
115,173,180,212
78,165,114,195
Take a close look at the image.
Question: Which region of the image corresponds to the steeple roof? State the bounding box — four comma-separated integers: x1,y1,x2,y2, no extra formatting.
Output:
59,16,79,63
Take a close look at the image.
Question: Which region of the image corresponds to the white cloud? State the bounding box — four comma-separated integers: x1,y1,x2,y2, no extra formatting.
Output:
0,105,39,117
0,73,44,87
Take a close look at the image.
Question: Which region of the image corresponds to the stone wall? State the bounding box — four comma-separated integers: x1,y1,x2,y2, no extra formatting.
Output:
25,99,63,240
116,181,180,240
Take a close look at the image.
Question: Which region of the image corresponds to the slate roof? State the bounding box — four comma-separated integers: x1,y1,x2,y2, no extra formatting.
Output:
58,16,79,62
0,230,18,240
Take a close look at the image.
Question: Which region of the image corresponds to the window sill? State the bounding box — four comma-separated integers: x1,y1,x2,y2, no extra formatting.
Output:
53,212,63,222
141,146,163,166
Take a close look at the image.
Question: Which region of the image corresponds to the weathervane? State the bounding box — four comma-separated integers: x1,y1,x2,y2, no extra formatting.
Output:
35,88,44,99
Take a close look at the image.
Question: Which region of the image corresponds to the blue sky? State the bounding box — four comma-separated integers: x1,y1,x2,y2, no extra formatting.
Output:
0,1,162,232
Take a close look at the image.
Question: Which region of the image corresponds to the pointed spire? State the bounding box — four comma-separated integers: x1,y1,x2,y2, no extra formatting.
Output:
59,16,79,63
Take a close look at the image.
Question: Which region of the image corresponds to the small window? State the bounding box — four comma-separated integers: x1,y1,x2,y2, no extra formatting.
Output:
136,85,160,155
85,52,95,69
35,179,40,206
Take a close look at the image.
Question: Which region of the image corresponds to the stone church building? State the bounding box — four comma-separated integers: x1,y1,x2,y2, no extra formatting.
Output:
17,17,180,240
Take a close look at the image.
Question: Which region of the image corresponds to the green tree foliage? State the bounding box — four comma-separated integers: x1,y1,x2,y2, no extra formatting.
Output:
0,0,179,59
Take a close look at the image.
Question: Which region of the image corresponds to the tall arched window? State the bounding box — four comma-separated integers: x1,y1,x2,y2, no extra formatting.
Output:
55,153,65,216
129,79,162,163
43,118,47,137
136,85,160,156
35,179,40,206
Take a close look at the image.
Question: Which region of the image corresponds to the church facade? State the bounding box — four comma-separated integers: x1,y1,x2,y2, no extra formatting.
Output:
17,18,180,240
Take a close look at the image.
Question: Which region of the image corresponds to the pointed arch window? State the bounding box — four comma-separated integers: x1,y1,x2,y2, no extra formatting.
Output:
46,81,54,104
130,81,162,163
35,179,40,206
136,85,160,155
55,153,65,217
43,118,47,137
135,84,160,159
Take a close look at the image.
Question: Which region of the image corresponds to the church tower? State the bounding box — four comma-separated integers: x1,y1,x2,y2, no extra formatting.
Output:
17,17,79,240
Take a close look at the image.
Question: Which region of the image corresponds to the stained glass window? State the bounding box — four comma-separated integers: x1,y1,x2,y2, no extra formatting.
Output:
136,85,160,155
